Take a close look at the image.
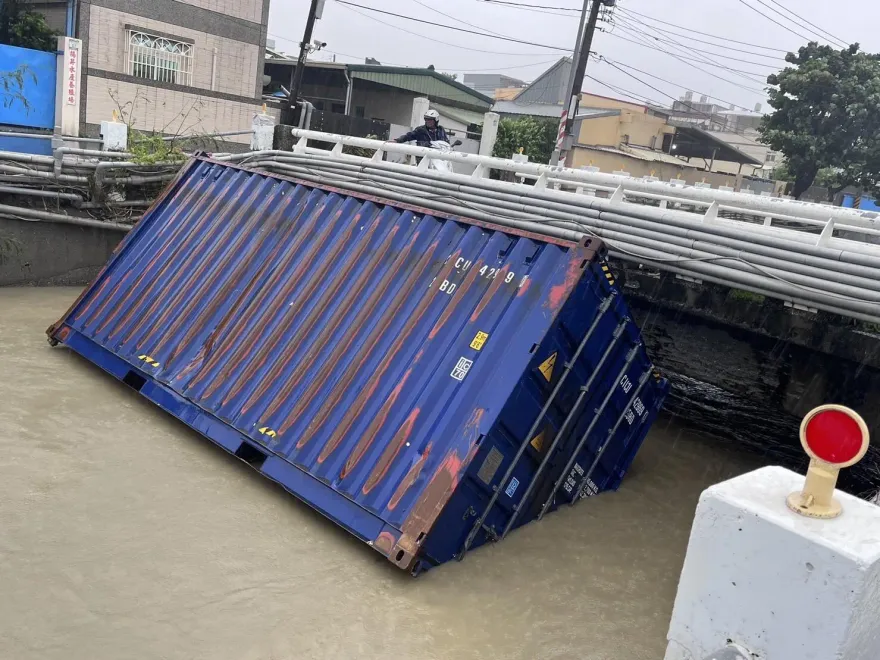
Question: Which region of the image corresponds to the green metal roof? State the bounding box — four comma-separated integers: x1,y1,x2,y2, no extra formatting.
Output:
347,65,493,109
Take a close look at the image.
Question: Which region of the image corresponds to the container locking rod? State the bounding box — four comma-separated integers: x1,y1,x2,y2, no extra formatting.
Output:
457,291,617,560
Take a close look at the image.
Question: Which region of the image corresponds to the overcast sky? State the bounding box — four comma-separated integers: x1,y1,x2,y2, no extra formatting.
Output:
267,0,880,112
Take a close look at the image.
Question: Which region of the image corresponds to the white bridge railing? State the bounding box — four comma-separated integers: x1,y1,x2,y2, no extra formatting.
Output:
216,129,880,325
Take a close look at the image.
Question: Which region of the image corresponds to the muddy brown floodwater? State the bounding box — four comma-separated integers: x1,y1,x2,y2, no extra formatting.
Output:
0,288,768,660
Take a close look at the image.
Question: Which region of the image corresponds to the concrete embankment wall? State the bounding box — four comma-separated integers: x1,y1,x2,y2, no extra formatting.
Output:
0,218,123,286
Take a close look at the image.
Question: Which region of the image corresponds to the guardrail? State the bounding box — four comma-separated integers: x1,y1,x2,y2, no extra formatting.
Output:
213,129,880,324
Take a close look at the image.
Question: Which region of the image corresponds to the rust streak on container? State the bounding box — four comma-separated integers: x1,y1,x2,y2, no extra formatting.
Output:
373,531,397,556
137,188,278,353
228,207,361,409
205,203,348,399
393,445,475,558
393,409,484,553
256,220,402,424
92,180,232,336
297,249,455,455
546,253,586,313
334,368,413,473
119,183,267,347
101,201,233,340
387,442,433,511
183,198,330,389
165,199,300,371
361,407,421,495
282,235,442,441
427,258,483,340
469,264,511,323
75,175,205,325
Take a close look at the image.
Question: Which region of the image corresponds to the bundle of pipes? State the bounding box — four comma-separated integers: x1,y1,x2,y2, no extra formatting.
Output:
212,130,880,326
0,148,183,228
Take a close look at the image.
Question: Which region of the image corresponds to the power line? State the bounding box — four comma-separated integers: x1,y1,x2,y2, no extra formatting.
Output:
617,7,790,53
764,0,848,47
614,8,789,60
736,0,817,43
613,16,780,69
334,1,569,51
477,0,580,12
584,74,666,109
605,59,761,114
606,26,768,94
408,0,510,39
598,57,763,139
606,31,770,79
323,49,558,73
332,4,564,56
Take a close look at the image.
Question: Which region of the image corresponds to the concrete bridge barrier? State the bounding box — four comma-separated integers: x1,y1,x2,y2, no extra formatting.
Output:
666,406,879,660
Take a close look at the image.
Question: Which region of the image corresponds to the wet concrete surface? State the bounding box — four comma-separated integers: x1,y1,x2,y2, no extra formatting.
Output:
0,288,768,660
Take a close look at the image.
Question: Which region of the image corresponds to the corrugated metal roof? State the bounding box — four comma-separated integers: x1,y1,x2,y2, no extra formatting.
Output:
493,100,563,118
349,66,493,108
49,158,667,572
514,57,571,106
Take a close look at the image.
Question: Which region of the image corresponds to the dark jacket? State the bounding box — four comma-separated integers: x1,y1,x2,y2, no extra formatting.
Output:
395,124,449,147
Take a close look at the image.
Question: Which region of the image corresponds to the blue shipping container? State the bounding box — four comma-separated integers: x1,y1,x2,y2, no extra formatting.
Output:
49,158,669,573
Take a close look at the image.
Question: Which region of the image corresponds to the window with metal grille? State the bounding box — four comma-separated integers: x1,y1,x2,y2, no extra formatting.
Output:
127,30,193,86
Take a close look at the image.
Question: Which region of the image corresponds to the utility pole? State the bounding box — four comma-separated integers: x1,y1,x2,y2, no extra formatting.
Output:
551,0,610,166
283,0,322,126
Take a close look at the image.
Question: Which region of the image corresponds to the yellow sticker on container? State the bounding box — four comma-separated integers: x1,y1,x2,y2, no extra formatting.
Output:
538,352,557,382
258,427,277,439
530,430,546,452
470,331,490,351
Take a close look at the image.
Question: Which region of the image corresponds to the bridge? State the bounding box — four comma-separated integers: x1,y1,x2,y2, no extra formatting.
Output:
1,130,879,484
235,129,880,326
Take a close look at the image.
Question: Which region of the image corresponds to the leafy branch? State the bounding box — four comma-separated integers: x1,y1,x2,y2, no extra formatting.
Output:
1,64,35,112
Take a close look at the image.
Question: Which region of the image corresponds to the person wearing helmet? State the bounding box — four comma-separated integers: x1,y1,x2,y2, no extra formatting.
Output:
394,109,449,146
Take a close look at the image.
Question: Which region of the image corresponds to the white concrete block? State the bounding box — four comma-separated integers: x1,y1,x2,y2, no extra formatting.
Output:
100,121,128,151
250,111,275,151
666,466,880,660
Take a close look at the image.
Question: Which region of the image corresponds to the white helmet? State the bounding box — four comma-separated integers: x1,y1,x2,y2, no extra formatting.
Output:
424,109,440,122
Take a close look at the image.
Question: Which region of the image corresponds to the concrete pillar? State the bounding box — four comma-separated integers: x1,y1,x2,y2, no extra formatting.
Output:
479,111,500,157
54,36,82,137
410,97,430,130
251,106,275,151
665,465,880,660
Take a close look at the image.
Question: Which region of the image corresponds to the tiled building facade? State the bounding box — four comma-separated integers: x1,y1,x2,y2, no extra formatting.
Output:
77,0,268,143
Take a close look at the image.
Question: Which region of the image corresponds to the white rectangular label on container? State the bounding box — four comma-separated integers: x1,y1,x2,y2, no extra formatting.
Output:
505,477,520,498
451,357,473,381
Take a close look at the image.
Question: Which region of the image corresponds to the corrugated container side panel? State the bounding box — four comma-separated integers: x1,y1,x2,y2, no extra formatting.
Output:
50,159,669,572
372,239,570,525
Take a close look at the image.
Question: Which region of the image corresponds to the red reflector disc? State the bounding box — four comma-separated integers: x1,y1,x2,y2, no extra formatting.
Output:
804,410,864,464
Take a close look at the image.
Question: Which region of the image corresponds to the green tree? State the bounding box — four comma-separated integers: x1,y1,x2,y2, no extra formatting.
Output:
493,116,556,164
0,1,60,52
761,43,880,199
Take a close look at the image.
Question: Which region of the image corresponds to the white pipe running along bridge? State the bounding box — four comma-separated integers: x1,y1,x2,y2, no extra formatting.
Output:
217,129,880,326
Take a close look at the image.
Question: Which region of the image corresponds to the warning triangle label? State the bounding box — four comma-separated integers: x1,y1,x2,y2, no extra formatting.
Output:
530,430,546,452
538,352,557,382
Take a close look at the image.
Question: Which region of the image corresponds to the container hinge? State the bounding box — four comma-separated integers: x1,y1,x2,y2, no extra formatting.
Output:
482,525,499,543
